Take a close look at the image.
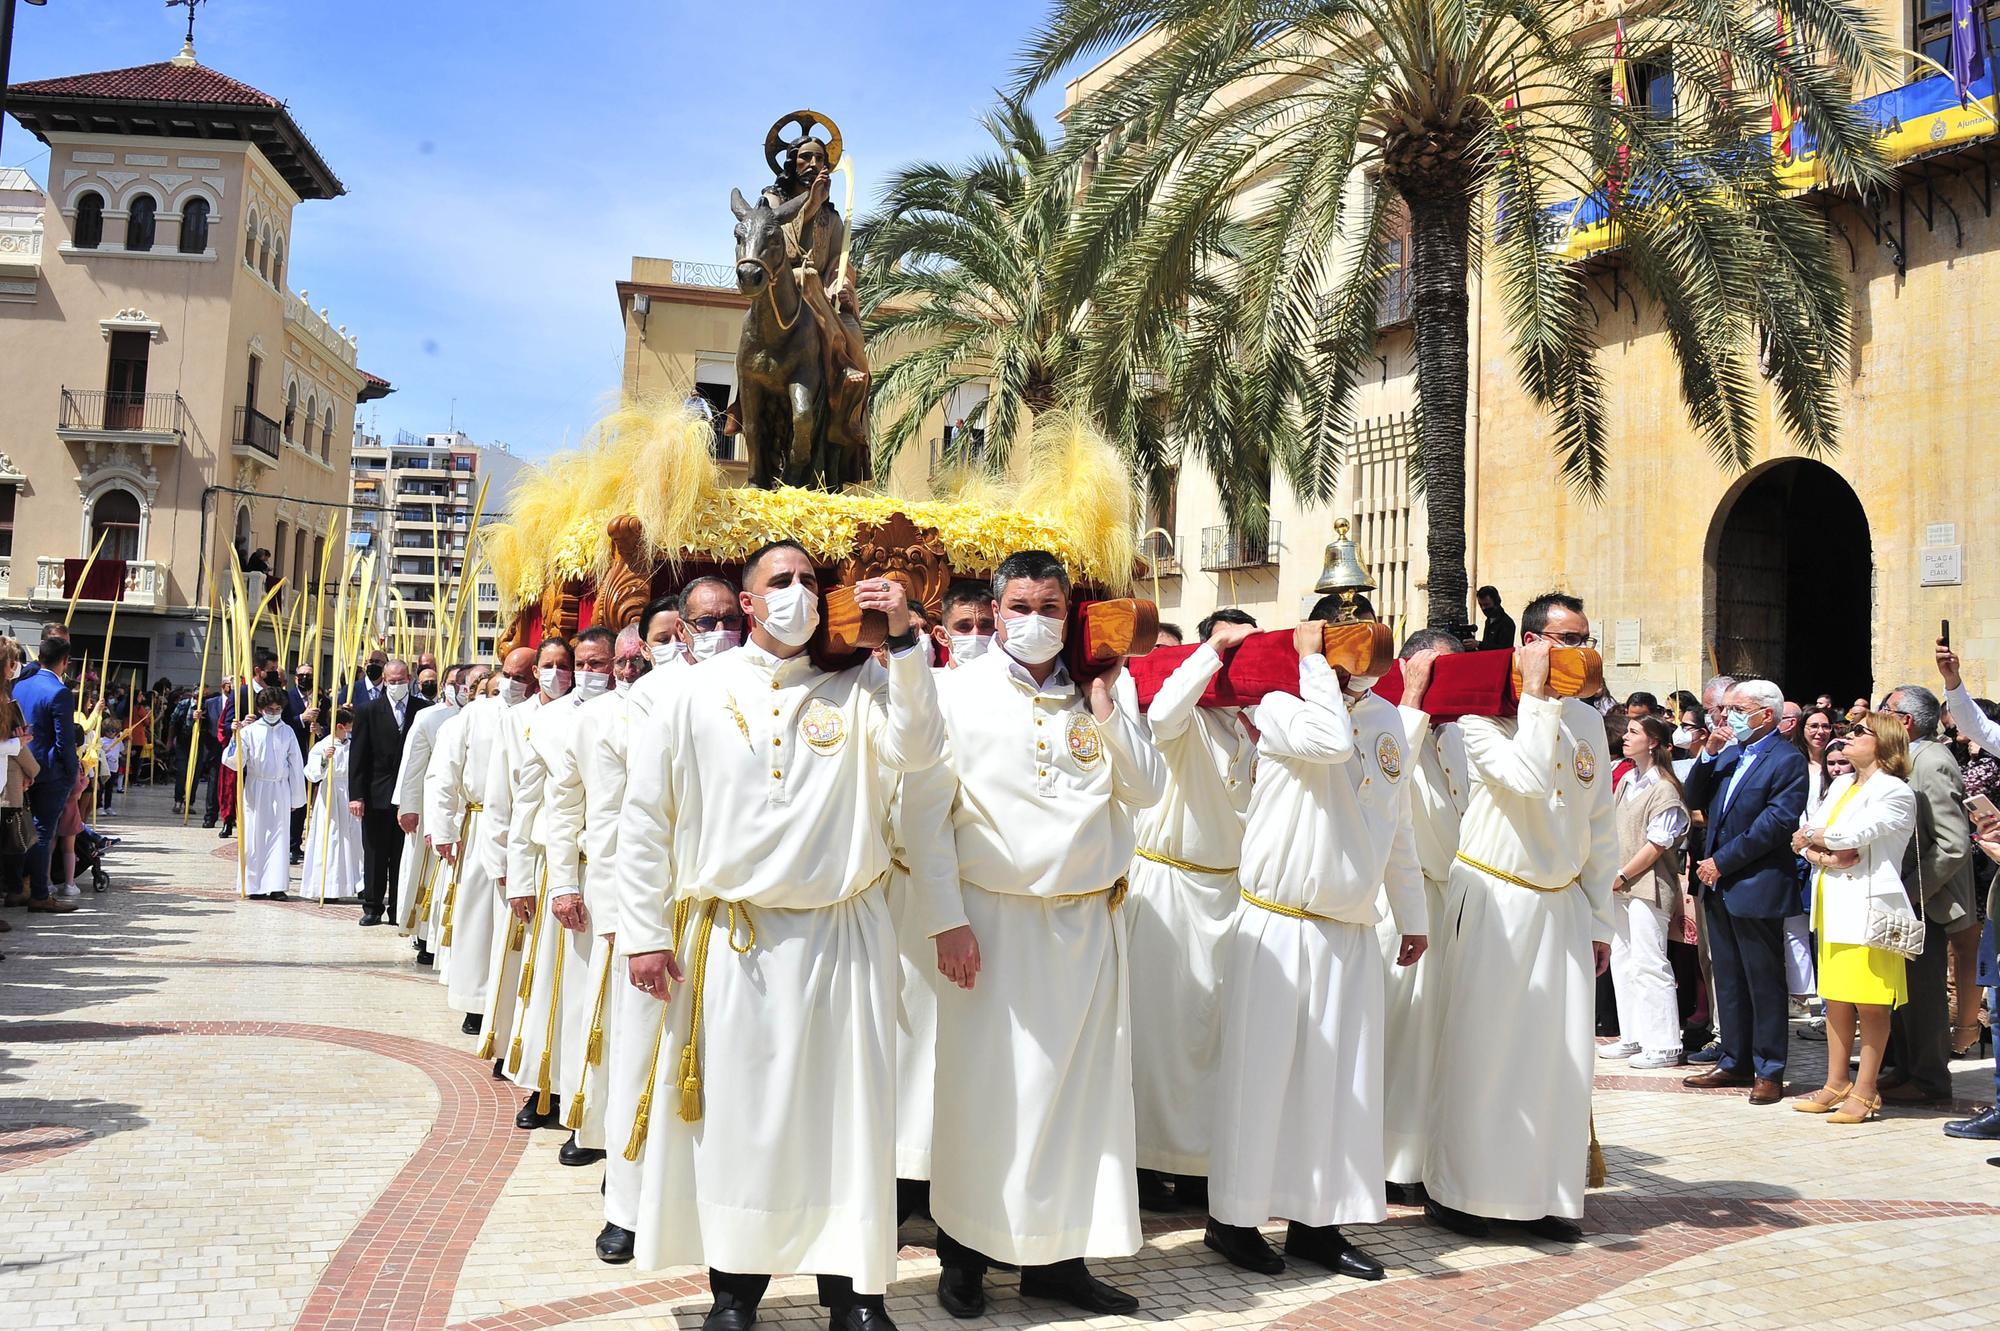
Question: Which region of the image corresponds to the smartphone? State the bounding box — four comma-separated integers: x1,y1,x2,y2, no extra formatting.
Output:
1942,618,1951,648
1969,793,1999,830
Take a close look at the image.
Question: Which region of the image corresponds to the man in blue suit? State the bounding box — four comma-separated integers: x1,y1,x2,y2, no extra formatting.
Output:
16,634,80,912
1681,678,1809,1104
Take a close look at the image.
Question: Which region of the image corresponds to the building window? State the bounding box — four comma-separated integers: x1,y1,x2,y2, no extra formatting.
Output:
304,393,319,453
178,197,211,254
258,222,272,281
273,520,290,583
311,535,326,593
293,528,308,593
321,406,334,461
90,488,143,561
126,194,158,252
271,235,284,289
105,329,151,428
74,191,104,249
283,381,298,441
1915,0,1998,73
243,207,258,267
0,487,14,558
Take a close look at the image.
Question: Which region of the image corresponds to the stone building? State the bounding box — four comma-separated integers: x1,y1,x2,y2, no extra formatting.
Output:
0,41,389,683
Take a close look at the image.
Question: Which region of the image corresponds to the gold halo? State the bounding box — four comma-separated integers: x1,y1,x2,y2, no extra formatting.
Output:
765,109,844,176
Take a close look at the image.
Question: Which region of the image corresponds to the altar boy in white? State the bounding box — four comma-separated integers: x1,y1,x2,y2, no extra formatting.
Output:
223,686,307,901
923,550,1166,1319
1203,621,1426,1280
1423,594,1619,1244
301,707,364,903
618,543,944,1331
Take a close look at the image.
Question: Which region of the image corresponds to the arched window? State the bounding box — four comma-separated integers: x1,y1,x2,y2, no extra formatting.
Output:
126,195,157,252
283,380,298,441
243,207,258,267
271,235,285,289
73,192,104,249
303,393,319,452
273,520,290,583
293,528,309,596
321,405,335,460
258,222,272,281
178,197,210,254
233,504,252,557
90,488,143,562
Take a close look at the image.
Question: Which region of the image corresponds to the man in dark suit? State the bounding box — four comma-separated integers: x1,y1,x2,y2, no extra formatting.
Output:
1476,585,1515,651
1879,683,1972,1106
1682,677,1809,1104
347,657,430,926
16,635,80,913
347,649,388,707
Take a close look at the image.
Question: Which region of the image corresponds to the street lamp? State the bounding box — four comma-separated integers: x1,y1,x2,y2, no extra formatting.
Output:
0,0,51,167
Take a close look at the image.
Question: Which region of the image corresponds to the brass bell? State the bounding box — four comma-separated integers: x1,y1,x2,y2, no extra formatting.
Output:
1313,519,1376,621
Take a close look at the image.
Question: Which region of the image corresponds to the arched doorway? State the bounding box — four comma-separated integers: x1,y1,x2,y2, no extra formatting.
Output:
1706,459,1871,703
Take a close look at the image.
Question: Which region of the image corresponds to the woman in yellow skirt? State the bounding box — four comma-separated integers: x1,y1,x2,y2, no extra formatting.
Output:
1791,715,1919,1125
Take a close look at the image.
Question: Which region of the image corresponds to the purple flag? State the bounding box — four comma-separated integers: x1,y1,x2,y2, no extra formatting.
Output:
1952,0,1987,107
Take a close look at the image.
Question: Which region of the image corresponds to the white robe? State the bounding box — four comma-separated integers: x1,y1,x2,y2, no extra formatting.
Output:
925,649,1166,1266
1380,709,1466,1185
618,642,944,1293
222,719,306,898
1209,664,1424,1229
477,694,545,1055
426,696,507,1017
394,701,456,939
885,750,959,1181
301,736,364,904
502,690,589,1100
1424,695,1619,1222
1120,644,1253,1177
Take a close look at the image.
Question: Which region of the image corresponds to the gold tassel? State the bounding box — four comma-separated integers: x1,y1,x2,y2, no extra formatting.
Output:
533,911,567,1119
536,1054,553,1117
624,1004,672,1162
507,1031,525,1076
475,1028,494,1060
1587,1111,1606,1188
676,1041,703,1123
584,951,612,1067
563,1089,586,1131
675,899,722,1122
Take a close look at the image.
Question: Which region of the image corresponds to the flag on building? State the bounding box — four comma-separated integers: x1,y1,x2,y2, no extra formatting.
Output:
1609,20,1631,205
1771,12,1797,162
1951,0,1987,108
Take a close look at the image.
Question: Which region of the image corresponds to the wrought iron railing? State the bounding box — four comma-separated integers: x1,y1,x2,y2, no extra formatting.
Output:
59,388,191,437
1138,530,1182,577
233,406,281,461
1200,522,1281,572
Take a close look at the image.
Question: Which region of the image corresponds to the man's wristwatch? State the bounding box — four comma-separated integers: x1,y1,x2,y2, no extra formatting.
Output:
1613,872,1629,891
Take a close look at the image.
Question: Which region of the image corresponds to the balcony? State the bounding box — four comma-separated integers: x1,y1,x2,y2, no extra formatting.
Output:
233,407,282,466
57,388,191,448
32,555,166,609
1200,522,1281,573
1138,531,1182,579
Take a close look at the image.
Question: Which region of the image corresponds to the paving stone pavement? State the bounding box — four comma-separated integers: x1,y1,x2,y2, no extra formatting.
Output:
3,783,1997,1331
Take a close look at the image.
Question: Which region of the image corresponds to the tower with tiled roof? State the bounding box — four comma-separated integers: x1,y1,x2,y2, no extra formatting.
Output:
0,34,390,682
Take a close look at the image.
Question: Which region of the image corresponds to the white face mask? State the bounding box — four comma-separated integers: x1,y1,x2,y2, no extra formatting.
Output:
689,628,741,663
948,632,991,664
999,611,1064,666
1346,674,1380,694
1671,726,1694,747
500,676,531,706
752,583,820,648
261,710,284,726
614,677,633,697
574,669,612,699
649,641,684,669
538,665,572,698
385,681,411,705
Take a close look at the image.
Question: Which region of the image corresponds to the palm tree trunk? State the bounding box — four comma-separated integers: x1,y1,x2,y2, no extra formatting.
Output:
1405,191,1473,630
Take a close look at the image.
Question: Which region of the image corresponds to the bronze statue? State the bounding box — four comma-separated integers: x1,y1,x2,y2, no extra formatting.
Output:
728,110,871,491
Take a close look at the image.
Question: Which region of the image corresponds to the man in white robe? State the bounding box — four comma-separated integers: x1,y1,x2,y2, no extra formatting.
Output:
486,635,576,1125
1124,609,1257,1212
620,543,942,1331
924,550,1166,1318
1424,594,1619,1243
1381,630,1466,1202
223,687,306,901
396,664,463,965
301,710,364,904
1204,623,1426,1279
430,651,532,1040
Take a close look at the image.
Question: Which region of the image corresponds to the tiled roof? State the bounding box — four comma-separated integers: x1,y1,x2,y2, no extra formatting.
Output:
7,60,282,108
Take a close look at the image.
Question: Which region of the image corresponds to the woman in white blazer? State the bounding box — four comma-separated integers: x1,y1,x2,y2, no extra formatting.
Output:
1790,714,1918,1125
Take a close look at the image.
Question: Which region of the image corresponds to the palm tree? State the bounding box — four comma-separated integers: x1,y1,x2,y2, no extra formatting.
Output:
1018,1,1891,627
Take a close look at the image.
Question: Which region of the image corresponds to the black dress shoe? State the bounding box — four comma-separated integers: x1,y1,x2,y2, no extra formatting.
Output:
514,1092,560,1129
290,851,305,865
560,1133,606,1167
896,1177,930,1225
829,1306,895,1331
701,1307,756,1331
492,1058,506,1078
415,945,434,966
462,1012,483,1036
1204,1219,1285,1274
1944,1105,2000,1140
1285,1223,1385,1280
936,1265,985,1319
1136,1167,1177,1212
595,1221,635,1263
1518,1215,1584,1243
1385,1180,1428,1207
1019,1259,1139,1315
1173,1174,1209,1209
359,913,385,927
268,891,287,901
201,818,216,828
1425,1199,1491,1238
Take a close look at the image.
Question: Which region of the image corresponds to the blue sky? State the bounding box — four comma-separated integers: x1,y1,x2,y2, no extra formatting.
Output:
5,0,1074,457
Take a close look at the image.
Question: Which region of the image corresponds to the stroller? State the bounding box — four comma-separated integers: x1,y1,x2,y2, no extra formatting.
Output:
75,825,115,893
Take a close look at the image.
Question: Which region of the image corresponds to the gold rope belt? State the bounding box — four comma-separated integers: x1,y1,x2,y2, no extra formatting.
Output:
890,859,911,876
1454,851,1579,895
1239,887,1332,922
506,867,551,1076
1049,876,1131,911
624,899,692,1162
676,898,758,1123
439,803,474,950
1135,847,1238,877
563,944,617,1132
534,901,568,1116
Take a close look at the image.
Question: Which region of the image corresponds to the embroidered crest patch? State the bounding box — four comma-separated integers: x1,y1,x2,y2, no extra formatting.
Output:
1066,712,1103,765
1375,731,1404,781
801,698,846,753
1573,742,1597,785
